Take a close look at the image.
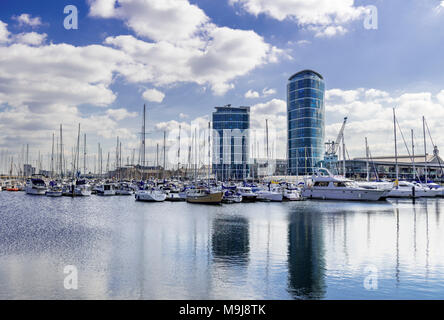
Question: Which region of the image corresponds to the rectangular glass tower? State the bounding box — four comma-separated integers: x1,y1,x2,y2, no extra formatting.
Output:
212,105,250,181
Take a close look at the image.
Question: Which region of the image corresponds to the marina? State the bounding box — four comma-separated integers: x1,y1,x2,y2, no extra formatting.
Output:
0,191,443,299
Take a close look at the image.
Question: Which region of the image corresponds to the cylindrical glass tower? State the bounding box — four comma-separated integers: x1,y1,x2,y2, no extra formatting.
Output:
287,70,325,176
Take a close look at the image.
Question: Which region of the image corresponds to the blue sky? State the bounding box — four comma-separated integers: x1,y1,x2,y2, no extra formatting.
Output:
1,0,444,172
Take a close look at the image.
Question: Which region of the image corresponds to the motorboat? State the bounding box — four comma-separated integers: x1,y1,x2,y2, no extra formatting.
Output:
283,185,304,201
186,188,223,204
135,188,166,202
236,186,258,202
427,183,444,197
165,189,186,201
256,186,283,202
96,183,116,196
25,178,47,195
75,180,92,196
302,168,386,201
222,190,242,203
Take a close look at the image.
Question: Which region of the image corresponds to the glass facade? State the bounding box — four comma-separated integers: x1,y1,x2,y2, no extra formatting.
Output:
212,106,250,180
287,70,325,175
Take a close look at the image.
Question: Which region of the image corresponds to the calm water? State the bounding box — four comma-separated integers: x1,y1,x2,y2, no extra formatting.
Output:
0,192,443,300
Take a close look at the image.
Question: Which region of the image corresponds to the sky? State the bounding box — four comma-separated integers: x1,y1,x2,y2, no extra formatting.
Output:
1,0,444,172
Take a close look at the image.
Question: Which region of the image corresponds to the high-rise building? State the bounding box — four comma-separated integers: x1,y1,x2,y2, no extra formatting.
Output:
287,70,325,175
212,105,250,180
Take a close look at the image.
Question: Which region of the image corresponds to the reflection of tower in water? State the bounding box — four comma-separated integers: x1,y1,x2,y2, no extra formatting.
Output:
287,211,326,299
211,216,249,265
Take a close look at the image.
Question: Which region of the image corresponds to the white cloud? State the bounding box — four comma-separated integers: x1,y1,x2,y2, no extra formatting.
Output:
12,14,42,27
325,88,444,158
142,88,165,103
230,0,368,37
245,89,260,98
296,39,311,46
90,0,283,95
314,25,347,38
89,0,209,44
179,113,189,119
245,88,276,99
0,21,10,43
262,87,276,96
106,108,138,121
13,32,47,46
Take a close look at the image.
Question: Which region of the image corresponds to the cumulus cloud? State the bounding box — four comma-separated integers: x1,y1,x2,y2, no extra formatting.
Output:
12,13,42,27
230,0,368,37
325,88,444,158
90,0,284,95
245,90,260,99
142,88,165,103
245,88,276,99
0,21,10,43
13,32,47,46
106,108,138,121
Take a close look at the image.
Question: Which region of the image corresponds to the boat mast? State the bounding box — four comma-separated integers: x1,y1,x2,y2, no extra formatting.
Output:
342,132,346,177
51,133,55,178
163,131,166,180
393,108,398,181
365,137,369,181
412,129,416,181
178,124,181,175
83,133,86,176
423,116,427,183
266,119,269,177
208,121,211,185
59,125,63,178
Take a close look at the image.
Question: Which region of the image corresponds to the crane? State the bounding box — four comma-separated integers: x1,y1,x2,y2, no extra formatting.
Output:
325,117,348,157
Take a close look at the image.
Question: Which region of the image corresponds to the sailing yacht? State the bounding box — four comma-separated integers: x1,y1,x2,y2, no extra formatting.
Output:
135,188,166,202
302,168,386,201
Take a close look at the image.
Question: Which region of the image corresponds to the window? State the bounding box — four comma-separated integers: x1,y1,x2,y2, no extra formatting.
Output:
314,181,329,187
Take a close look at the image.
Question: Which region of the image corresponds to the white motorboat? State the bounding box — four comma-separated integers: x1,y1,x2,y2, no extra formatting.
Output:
75,180,92,196
428,183,444,197
222,190,242,203
283,186,304,201
302,168,386,201
135,188,166,202
413,182,441,198
236,187,258,202
45,188,63,197
165,189,186,201
96,183,116,196
25,178,47,195
256,185,283,202
387,181,437,198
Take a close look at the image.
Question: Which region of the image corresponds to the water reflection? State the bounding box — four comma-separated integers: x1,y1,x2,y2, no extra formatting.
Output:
287,209,326,299
211,216,249,265
1,193,444,299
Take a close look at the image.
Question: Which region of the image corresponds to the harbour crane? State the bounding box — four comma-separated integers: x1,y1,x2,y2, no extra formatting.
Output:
324,117,348,175
325,117,348,157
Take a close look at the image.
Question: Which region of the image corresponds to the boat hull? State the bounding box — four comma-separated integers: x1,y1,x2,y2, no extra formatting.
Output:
186,192,223,204
302,188,385,201
136,191,166,202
